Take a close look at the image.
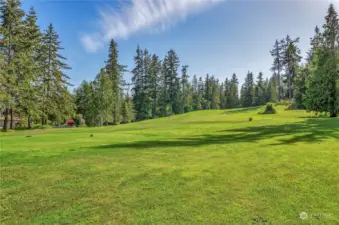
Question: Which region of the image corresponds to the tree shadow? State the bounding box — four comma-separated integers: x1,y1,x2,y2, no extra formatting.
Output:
183,120,246,125
223,107,261,114
93,118,339,150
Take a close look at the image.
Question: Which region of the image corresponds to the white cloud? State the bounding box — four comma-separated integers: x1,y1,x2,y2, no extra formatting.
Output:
80,32,105,53
81,0,225,52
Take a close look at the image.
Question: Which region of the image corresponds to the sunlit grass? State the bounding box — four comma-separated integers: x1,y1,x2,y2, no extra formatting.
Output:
1,107,338,224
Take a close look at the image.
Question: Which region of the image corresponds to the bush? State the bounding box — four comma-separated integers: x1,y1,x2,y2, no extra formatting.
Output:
16,120,27,128
79,124,87,128
32,124,52,129
258,102,277,114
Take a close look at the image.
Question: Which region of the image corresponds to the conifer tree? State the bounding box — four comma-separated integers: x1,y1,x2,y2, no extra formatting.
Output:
162,49,180,115
270,39,284,102
40,24,73,125
149,54,161,118
94,68,113,125
0,0,25,131
282,35,302,100
131,46,145,121
229,73,239,108
106,39,126,124
242,71,254,107
254,72,265,106
180,65,190,113
305,4,339,117
19,7,42,128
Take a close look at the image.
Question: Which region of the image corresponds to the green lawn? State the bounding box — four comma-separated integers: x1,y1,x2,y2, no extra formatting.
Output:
1,107,338,224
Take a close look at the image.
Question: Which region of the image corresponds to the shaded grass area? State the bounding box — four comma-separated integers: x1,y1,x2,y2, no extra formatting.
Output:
95,118,339,149
1,108,339,224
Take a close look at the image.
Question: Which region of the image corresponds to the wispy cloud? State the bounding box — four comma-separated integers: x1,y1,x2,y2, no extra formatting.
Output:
81,0,225,52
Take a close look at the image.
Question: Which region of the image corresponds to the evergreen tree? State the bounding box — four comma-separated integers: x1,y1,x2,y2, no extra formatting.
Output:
121,88,134,124
282,35,302,100
242,71,255,107
149,54,161,118
94,68,113,125
210,76,220,109
18,7,42,128
240,84,246,107
0,0,25,131
223,77,231,109
191,75,199,110
74,81,99,126
293,65,308,108
254,72,265,106
229,73,239,108
131,46,145,121
105,39,126,124
162,49,180,115
180,65,190,113
40,24,73,125
270,39,284,102
305,4,339,117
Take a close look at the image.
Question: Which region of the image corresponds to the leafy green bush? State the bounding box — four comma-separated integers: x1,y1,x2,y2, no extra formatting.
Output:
41,125,52,129
79,124,87,128
258,102,277,114
33,124,52,129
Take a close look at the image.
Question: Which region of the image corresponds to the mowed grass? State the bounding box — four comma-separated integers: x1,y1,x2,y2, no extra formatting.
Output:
1,107,338,224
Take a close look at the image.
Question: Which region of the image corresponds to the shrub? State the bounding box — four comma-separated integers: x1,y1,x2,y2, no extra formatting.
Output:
43,125,52,129
16,120,27,128
79,124,87,128
258,102,277,114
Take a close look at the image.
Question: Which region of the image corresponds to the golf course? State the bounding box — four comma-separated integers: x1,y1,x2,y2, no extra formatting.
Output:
1,107,338,224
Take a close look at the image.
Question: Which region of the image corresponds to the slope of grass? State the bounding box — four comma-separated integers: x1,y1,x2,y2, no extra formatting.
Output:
1,107,339,224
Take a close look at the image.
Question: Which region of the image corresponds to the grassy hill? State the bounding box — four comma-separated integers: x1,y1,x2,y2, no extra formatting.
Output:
1,107,338,224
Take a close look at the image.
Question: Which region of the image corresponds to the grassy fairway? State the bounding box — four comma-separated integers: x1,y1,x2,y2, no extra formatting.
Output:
1,107,338,224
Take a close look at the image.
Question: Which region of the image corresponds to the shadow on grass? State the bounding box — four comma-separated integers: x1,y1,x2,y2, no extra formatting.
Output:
224,107,261,114
95,118,339,150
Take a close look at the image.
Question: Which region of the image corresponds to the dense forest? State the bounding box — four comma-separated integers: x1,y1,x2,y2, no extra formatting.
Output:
1,0,338,130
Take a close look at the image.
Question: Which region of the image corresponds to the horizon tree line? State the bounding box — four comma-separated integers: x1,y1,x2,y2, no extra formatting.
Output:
1,1,338,130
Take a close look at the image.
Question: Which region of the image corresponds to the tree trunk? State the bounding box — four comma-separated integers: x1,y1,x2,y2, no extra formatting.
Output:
277,72,281,102
28,115,32,129
288,76,291,100
2,108,9,132
100,111,103,126
10,107,14,129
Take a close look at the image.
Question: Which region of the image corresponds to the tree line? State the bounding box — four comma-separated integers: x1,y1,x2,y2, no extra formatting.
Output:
1,0,73,131
1,1,338,130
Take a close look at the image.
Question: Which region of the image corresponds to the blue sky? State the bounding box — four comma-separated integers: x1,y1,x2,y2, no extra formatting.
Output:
21,0,338,88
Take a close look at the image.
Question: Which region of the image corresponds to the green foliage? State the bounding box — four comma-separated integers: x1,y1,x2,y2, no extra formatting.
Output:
1,1,74,131
241,71,255,107
32,124,52,129
304,4,339,117
259,102,277,114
